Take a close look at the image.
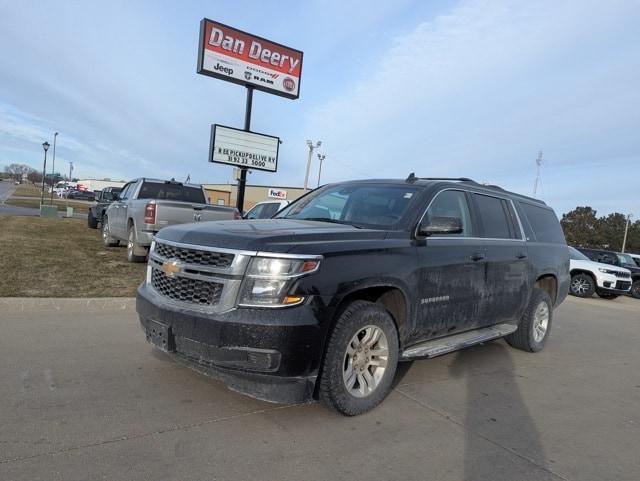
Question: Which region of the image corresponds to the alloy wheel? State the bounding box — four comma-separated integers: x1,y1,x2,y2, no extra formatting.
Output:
571,278,589,295
532,301,549,343
342,325,389,398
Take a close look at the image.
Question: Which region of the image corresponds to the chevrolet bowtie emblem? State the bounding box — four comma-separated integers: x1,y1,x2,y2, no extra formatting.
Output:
162,260,181,278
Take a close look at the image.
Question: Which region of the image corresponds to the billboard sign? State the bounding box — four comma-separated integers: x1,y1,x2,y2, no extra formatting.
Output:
209,124,279,172
268,188,287,200
197,18,303,99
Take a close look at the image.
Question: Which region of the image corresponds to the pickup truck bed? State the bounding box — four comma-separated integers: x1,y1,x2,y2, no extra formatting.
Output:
102,178,239,262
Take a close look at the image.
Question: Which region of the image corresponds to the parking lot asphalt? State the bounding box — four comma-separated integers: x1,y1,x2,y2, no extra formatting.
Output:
0,181,17,202
0,296,638,481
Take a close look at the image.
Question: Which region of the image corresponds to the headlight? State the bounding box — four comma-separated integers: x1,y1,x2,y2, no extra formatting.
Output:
598,268,616,274
238,256,321,307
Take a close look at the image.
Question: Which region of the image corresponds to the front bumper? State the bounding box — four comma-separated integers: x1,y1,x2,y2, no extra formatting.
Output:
136,283,330,404
595,273,632,293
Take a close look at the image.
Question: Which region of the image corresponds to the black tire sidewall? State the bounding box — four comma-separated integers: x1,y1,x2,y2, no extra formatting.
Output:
631,281,640,299
319,301,399,416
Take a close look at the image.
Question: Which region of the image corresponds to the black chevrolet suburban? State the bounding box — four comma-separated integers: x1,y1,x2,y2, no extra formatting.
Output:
137,176,570,415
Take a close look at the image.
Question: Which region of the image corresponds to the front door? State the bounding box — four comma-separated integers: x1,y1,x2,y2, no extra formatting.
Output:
112,182,132,239
415,190,487,341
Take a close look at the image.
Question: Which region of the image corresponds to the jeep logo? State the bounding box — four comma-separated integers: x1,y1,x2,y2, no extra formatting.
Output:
213,63,233,75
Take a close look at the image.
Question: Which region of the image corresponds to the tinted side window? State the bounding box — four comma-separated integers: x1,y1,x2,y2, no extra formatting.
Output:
119,183,133,200
424,190,473,237
261,202,281,218
245,204,265,219
473,194,514,239
519,203,565,244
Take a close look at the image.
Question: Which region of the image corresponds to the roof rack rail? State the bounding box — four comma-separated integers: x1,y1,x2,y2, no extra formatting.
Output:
405,173,475,183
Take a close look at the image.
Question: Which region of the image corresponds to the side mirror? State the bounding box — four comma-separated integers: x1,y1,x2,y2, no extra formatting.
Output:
418,216,463,236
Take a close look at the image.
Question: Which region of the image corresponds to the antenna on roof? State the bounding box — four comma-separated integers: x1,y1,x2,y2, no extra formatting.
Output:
533,151,543,197
406,172,417,183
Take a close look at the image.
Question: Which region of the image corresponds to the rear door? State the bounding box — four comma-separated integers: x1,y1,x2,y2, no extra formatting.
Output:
415,189,487,339
470,193,529,325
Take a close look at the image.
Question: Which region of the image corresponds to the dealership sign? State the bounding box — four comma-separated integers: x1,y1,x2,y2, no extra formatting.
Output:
197,18,303,99
209,124,279,172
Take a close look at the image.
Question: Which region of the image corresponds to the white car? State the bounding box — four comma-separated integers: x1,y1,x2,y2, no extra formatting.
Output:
243,199,290,219
569,247,632,299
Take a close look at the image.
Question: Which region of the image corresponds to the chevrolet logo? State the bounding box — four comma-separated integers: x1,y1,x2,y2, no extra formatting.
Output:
162,260,182,278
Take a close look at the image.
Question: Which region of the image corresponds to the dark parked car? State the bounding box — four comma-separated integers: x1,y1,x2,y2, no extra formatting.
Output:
136,175,570,415
88,187,122,229
577,248,640,298
67,189,96,201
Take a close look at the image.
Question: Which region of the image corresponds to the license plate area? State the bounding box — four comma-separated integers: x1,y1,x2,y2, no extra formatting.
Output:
146,320,175,352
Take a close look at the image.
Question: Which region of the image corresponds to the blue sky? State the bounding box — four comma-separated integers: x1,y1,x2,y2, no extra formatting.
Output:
1,0,638,217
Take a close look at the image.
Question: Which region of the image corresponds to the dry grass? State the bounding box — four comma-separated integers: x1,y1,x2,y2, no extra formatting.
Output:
11,183,43,197
0,216,145,297
4,197,91,214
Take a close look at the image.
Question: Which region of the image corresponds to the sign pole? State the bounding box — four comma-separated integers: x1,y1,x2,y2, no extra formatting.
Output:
236,86,254,213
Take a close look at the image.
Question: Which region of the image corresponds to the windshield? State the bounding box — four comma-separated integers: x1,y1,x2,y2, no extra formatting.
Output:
276,184,419,229
568,247,590,261
616,253,636,268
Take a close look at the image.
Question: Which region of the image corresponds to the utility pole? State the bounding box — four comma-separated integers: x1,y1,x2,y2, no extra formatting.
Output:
621,214,633,253
316,153,326,187
533,150,543,197
50,132,58,204
236,86,253,213
304,140,321,191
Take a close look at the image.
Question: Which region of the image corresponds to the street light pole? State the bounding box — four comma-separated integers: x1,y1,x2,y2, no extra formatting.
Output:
304,140,321,191
316,153,326,187
50,132,58,204
40,141,50,205
621,214,633,253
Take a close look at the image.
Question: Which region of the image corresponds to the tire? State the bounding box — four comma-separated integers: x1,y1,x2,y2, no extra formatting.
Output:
569,273,595,298
127,225,147,263
631,281,640,299
318,300,399,416
102,216,119,247
597,292,619,300
87,211,98,229
505,288,553,353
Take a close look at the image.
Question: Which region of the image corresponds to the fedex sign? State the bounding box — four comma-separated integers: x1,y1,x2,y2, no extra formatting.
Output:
197,18,303,99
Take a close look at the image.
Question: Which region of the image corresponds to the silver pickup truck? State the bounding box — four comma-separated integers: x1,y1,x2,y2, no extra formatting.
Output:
102,178,239,262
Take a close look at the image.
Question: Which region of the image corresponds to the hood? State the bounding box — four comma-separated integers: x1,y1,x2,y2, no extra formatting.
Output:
155,219,388,253
570,258,631,274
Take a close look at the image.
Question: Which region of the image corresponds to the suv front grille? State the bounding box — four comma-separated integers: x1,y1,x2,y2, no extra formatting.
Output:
615,272,631,279
615,280,631,291
154,242,234,268
151,268,223,305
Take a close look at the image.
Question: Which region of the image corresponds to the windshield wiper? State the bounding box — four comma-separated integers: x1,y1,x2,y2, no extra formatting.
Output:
296,217,364,229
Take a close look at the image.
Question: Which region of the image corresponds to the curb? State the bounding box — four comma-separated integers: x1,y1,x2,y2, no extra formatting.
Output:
0,297,136,313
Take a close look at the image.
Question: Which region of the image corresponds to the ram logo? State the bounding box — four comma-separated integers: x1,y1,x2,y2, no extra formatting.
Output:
194,212,202,222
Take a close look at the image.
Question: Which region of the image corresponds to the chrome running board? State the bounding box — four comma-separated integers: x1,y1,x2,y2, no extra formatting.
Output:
401,323,518,360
